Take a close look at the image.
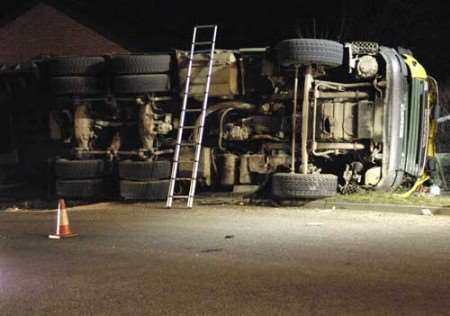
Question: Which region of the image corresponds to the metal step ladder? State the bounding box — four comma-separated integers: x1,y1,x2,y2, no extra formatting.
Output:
166,25,218,208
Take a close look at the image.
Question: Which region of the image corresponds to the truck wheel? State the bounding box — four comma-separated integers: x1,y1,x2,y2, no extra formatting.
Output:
119,160,171,181
55,159,111,179
48,56,106,76
271,173,337,199
120,180,169,200
55,179,106,199
110,54,172,74
276,39,344,68
51,76,104,95
113,74,171,94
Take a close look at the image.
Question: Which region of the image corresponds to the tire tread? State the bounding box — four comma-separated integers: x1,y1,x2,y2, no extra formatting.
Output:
276,39,344,68
271,173,337,199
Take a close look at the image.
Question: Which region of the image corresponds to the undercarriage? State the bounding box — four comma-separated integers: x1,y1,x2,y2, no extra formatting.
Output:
0,38,437,201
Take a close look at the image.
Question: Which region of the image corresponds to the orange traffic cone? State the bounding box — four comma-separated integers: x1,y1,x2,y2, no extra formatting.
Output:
49,199,78,239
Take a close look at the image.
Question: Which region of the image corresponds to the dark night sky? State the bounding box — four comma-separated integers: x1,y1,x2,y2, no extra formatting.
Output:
1,0,450,79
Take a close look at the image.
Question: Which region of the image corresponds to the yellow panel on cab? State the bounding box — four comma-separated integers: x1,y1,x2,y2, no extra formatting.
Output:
402,54,427,79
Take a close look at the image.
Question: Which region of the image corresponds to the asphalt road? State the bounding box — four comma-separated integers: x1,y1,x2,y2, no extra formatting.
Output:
1,202,450,315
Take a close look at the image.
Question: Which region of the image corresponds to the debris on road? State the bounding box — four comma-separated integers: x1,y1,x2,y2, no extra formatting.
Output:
5,207,20,212
420,209,433,216
430,185,441,196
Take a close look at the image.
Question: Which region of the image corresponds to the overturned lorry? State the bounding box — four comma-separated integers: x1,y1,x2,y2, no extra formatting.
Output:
40,38,438,200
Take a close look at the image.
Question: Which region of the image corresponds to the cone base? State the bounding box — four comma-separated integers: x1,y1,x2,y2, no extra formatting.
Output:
48,233,79,239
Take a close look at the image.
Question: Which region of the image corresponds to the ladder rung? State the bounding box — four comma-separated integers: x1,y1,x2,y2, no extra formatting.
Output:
183,94,207,99
194,41,214,45
173,177,195,181
180,125,201,130
193,49,212,54
172,195,191,199
183,92,209,97
188,56,214,61
195,25,216,29
179,143,199,147
184,108,202,113
187,95,208,98
174,160,198,163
